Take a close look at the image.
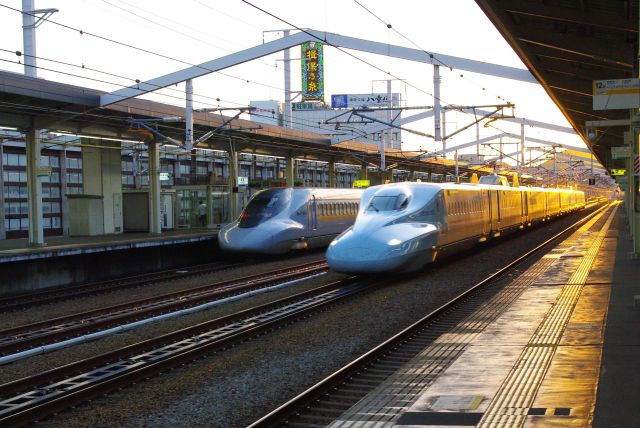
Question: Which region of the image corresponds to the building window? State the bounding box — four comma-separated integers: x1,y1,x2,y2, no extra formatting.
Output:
65,157,82,169
66,172,83,184
3,153,26,166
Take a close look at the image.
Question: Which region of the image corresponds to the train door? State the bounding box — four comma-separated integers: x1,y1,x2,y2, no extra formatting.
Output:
521,191,529,225
489,190,500,234
482,190,490,236
307,196,318,231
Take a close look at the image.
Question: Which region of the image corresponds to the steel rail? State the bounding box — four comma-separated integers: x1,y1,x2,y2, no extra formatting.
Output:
0,275,378,426
0,260,329,357
248,203,613,427
0,260,248,312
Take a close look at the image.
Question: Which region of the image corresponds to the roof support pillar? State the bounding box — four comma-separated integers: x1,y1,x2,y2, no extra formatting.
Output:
285,155,294,187
328,158,336,188
148,142,162,234
359,163,368,180
0,142,5,240
25,128,44,246
227,147,239,219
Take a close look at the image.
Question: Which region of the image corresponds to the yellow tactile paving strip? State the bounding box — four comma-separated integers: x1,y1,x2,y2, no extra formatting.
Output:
323,205,618,428
478,204,618,427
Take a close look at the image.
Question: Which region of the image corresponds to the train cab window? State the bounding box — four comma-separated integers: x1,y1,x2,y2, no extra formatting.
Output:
366,193,410,212
295,203,307,216
238,189,291,228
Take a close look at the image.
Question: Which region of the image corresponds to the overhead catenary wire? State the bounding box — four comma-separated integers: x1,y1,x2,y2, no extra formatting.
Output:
96,0,284,74
3,1,568,159
2,0,365,135
5,0,467,142
351,0,511,106
239,0,451,105
0,3,285,94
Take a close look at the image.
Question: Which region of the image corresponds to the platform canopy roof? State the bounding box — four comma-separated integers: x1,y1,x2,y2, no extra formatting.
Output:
475,0,639,171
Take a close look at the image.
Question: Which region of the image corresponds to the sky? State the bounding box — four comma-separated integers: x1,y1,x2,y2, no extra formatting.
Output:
0,0,592,165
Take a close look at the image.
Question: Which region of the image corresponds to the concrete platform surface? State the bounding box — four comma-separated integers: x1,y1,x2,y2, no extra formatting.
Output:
0,229,217,264
328,203,638,427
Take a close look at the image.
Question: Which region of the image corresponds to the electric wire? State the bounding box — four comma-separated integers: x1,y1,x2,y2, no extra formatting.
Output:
98,0,284,74
351,0,511,105
5,0,456,143
5,1,520,154
0,3,285,97
239,0,447,103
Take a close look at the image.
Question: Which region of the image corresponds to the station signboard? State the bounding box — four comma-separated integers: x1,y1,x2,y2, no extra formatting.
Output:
159,172,170,181
610,168,626,176
611,146,631,160
353,179,370,188
237,176,249,187
301,41,324,101
593,78,640,110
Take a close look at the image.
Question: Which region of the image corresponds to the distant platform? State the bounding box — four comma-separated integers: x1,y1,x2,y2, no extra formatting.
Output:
0,229,218,264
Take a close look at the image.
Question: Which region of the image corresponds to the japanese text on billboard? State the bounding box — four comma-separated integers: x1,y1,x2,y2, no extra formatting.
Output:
301,41,324,101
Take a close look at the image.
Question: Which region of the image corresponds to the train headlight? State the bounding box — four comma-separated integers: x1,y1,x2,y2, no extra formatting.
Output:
387,238,402,246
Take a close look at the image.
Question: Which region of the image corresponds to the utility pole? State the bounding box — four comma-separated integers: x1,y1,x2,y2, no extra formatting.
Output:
520,118,525,176
283,30,292,128
433,65,442,143
21,0,58,78
185,79,193,151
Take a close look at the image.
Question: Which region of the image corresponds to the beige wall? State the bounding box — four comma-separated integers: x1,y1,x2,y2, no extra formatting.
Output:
82,139,123,234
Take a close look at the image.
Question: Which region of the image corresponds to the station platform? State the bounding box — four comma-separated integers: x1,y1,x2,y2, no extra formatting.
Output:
0,228,217,264
330,202,638,427
0,229,220,295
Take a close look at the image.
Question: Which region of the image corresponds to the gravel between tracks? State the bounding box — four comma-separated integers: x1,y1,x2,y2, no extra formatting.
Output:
3,210,597,427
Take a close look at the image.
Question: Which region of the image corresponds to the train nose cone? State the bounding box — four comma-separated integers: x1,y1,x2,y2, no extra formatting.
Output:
326,243,386,273
218,227,274,252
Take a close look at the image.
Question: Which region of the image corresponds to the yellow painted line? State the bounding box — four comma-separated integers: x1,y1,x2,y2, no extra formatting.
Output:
478,204,618,427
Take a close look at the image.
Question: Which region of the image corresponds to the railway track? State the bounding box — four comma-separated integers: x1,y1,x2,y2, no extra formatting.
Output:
0,260,249,312
0,260,329,360
0,274,386,426
248,203,614,427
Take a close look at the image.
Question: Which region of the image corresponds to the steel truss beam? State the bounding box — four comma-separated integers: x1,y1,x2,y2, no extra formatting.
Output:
100,29,535,106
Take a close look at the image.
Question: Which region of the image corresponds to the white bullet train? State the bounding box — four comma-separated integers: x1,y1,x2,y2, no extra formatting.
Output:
326,179,586,274
218,187,363,254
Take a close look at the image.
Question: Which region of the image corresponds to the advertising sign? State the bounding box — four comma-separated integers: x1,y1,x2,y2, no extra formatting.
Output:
301,41,324,101
331,93,401,109
593,78,640,110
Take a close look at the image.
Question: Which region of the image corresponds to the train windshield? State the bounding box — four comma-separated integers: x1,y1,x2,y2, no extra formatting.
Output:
238,189,292,228
366,194,409,212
